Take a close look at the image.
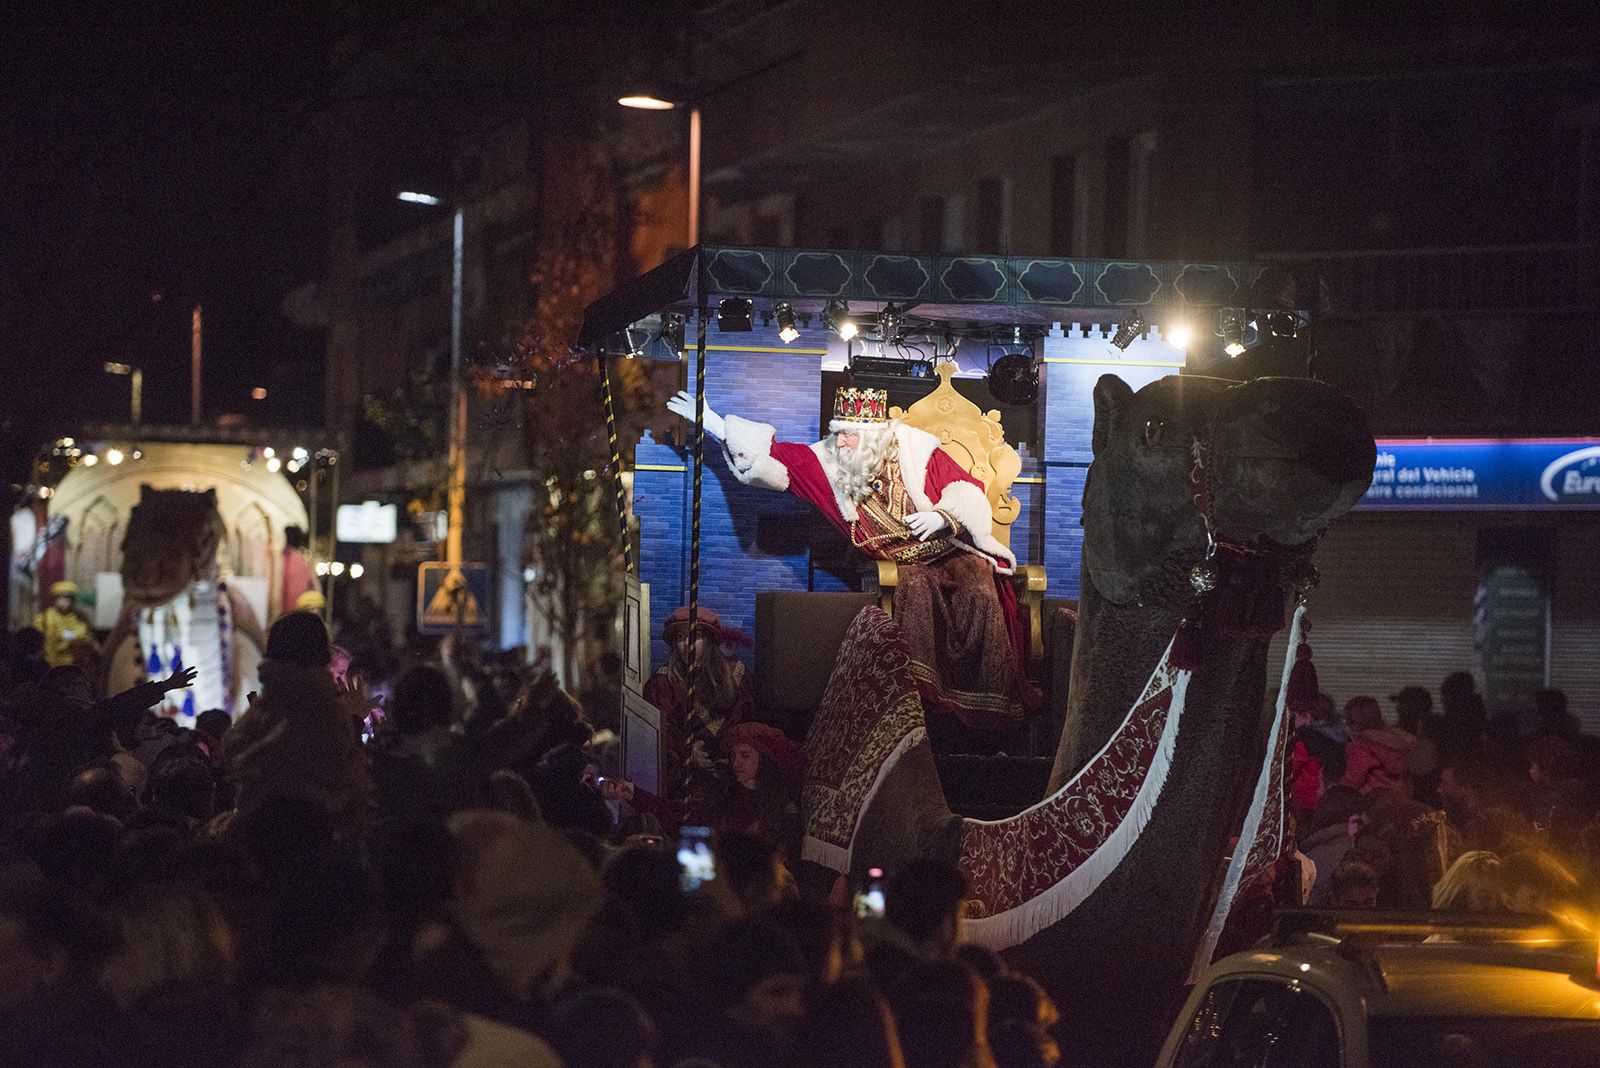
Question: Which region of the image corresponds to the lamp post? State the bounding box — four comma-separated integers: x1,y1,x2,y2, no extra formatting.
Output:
398,191,467,565
617,94,701,246
103,362,143,426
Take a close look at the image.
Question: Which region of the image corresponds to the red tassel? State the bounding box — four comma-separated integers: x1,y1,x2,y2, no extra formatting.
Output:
1172,602,1204,671
1285,640,1319,716
1216,557,1286,638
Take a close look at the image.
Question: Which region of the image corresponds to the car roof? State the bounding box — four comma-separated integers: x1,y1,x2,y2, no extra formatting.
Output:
1203,911,1600,1021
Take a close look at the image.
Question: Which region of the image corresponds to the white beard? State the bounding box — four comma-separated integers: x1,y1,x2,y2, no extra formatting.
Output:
829,426,895,503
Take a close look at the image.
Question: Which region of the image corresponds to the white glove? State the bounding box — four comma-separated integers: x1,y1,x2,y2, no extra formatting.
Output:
906,511,950,541
666,390,726,441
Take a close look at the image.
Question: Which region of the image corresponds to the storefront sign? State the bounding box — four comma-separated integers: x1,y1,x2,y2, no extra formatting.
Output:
1360,439,1600,509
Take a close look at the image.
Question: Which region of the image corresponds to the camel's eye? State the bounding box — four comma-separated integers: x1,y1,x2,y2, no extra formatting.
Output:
1143,419,1164,446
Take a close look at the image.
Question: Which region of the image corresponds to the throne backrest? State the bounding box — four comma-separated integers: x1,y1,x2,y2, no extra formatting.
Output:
889,363,1022,549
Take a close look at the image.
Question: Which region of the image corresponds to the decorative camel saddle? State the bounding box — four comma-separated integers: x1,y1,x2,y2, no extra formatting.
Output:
799,371,1375,1062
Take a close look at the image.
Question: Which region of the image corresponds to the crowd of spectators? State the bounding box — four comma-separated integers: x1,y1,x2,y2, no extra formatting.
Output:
3,605,1598,1068
0,613,1060,1068
1286,672,1599,923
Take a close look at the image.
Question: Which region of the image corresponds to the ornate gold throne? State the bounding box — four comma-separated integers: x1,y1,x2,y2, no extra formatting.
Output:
873,363,1049,660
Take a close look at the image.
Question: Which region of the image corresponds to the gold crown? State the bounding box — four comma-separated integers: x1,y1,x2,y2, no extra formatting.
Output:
832,386,889,424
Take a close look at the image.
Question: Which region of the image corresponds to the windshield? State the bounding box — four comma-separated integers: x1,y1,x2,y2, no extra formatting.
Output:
1369,1017,1600,1068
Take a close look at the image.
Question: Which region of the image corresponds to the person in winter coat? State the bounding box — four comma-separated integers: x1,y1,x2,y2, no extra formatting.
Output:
225,611,371,831
1342,695,1418,795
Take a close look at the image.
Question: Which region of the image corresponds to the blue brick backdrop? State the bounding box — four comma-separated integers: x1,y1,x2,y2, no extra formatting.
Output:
635,319,1186,662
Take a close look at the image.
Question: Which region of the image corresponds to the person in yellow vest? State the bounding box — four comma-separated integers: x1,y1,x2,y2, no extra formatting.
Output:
36,580,98,667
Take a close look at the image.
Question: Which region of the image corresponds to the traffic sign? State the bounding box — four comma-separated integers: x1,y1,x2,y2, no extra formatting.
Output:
417,562,490,635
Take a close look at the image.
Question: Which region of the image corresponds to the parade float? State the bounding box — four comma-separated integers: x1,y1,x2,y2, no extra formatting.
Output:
18,431,322,722
580,244,1374,1060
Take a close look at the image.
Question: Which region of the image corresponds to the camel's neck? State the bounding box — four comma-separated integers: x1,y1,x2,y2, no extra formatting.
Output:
1047,564,1187,791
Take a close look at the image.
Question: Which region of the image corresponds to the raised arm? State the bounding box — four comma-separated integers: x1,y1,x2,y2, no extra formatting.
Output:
665,391,792,492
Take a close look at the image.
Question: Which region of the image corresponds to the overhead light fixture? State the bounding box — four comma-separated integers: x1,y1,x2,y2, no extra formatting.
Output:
396,191,443,206
716,298,753,332
1166,321,1194,350
82,453,99,467
1219,308,1248,357
1111,312,1145,351
1261,310,1299,340
987,351,1038,405
774,302,799,343
822,299,858,340
617,94,677,110
660,313,685,354
106,448,124,466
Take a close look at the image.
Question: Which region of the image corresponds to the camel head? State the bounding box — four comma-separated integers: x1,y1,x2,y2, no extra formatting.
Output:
120,485,225,608
1084,375,1374,607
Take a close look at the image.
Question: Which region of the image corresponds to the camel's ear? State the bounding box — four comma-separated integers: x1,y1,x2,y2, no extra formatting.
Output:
203,488,217,503
140,483,154,500
1092,375,1135,457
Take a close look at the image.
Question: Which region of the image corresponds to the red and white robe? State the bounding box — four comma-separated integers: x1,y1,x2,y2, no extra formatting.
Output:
722,415,1032,729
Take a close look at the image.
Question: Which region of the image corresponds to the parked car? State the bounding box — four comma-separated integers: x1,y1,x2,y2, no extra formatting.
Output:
1157,910,1600,1068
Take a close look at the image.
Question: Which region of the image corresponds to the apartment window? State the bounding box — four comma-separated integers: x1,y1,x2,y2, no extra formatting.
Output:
918,195,944,251
975,177,1008,251
1050,154,1077,256
1129,130,1158,256
1103,136,1129,256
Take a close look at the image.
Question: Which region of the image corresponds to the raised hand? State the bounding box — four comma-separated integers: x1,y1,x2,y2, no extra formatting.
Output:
665,390,726,441
335,673,375,719
906,511,950,542
163,665,199,692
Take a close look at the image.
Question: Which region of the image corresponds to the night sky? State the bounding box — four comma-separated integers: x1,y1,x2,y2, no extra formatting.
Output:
4,6,338,439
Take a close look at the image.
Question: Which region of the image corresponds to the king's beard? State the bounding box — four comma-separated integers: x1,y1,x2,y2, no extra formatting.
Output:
830,425,895,503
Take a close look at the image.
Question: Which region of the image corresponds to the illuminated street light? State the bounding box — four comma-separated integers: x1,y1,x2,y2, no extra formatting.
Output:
349,563,364,579
1166,321,1193,350
617,94,676,110
266,456,282,473
82,453,98,466
329,561,345,576
106,448,124,465
397,190,442,206
103,362,143,425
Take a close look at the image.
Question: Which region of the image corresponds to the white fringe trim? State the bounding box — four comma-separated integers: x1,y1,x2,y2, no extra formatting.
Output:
802,725,928,875
1185,600,1307,983
962,643,1189,950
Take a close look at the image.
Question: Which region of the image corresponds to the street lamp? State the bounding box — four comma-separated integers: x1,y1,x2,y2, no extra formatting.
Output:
398,191,467,565
618,94,701,246
104,362,143,425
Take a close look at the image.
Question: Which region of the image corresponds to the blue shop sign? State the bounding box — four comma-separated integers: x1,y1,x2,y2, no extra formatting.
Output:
1361,439,1600,509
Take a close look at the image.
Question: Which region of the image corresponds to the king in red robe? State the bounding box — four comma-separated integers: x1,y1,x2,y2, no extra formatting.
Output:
669,385,1032,730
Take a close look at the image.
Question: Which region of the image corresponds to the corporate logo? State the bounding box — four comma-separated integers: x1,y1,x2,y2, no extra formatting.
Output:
1540,446,1600,502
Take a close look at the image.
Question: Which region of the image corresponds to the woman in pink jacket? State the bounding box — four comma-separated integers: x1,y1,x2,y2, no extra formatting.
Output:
1342,695,1418,795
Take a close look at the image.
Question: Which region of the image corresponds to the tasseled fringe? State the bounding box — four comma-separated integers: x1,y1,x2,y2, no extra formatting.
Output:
1285,639,1319,717
1171,600,1205,671
963,660,1189,950
1188,600,1306,982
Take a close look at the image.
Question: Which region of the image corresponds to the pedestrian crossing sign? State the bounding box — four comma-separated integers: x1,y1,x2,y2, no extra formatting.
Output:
417,562,490,635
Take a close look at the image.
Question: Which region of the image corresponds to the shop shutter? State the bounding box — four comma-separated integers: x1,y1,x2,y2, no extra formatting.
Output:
1266,513,1477,715
1551,519,1600,731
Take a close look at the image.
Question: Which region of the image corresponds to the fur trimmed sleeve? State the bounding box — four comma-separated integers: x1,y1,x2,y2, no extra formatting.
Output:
720,414,791,492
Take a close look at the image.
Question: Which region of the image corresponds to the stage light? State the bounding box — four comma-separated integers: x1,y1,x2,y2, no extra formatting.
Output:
822,299,858,340
988,352,1038,405
774,302,799,343
106,448,124,465
330,561,346,577
1111,312,1145,350
349,563,364,579
660,313,685,354
716,298,753,332
266,456,282,473
1262,310,1299,340
315,561,329,576
1166,321,1193,350
397,191,442,206
292,446,309,460
1220,308,1247,356
82,453,98,466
